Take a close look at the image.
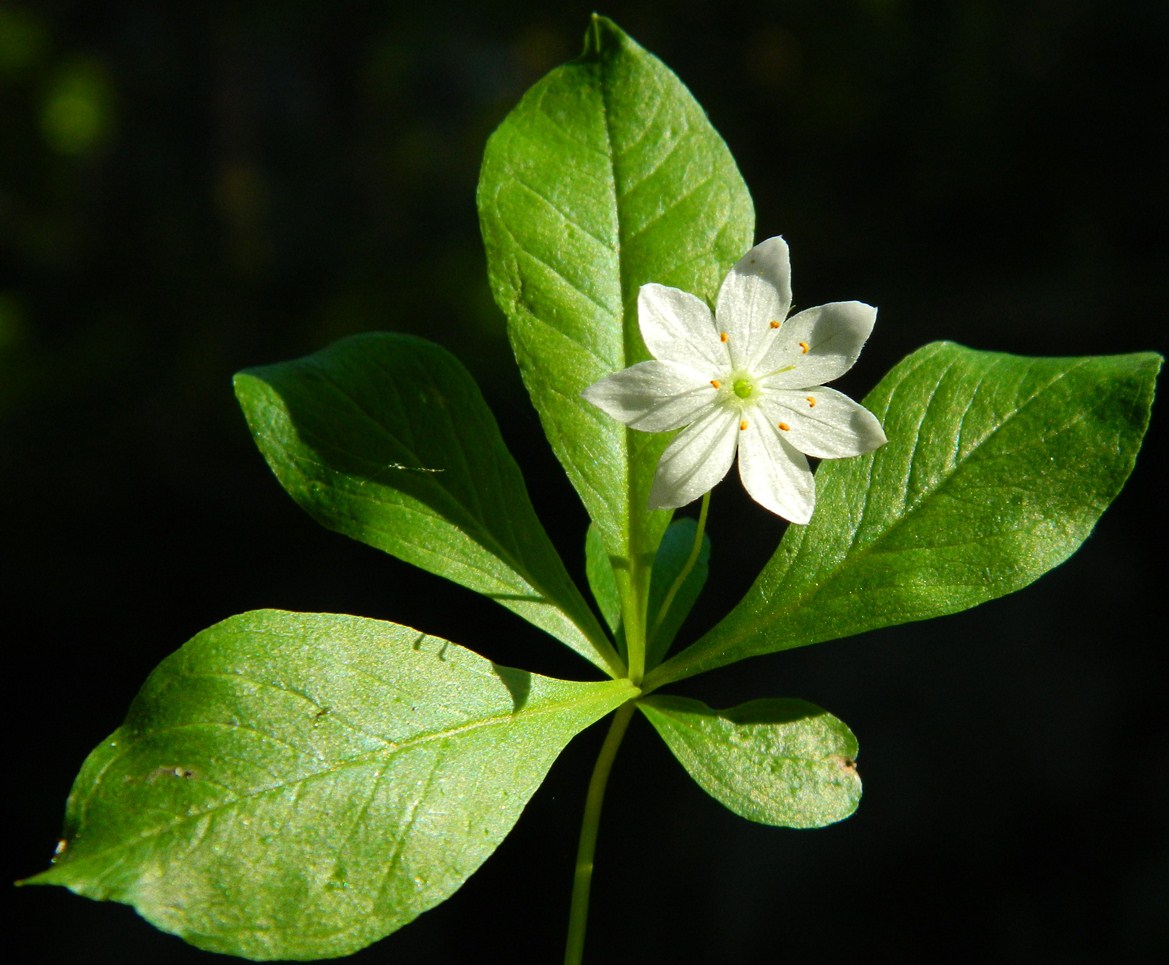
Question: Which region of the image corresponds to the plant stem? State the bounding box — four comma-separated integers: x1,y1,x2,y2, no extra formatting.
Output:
647,491,710,651
564,701,636,965
622,559,652,684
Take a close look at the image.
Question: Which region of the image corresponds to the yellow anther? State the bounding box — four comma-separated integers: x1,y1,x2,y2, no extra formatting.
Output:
710,379,721,389
778,422,791,431
806,396,816,407
769,320,780,329
799,341,810,354
739,419,748,431
720,331,729,343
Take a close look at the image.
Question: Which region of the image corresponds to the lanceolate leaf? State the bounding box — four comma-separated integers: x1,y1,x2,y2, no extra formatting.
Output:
644,517,711,670
650,344,1162,687
235,333,620,676
585,517,711,666
478,16,754,583
28,611,637,960
585,523,621,637
639,696,860,828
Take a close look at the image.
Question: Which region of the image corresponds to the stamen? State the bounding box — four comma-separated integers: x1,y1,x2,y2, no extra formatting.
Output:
720,331,729,343
778,422,791,431
806,396,816,407
710,379,721,389
798,341,810,354
769,320,780,329
739,419,748,431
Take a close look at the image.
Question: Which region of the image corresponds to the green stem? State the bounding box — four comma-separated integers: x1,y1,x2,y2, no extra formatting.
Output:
621,559,652,684
647,491,710,652
564,701,636,965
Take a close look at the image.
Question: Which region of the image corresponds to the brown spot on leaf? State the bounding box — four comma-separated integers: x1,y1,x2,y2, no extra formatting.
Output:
147,765,198,782
829,754,858,775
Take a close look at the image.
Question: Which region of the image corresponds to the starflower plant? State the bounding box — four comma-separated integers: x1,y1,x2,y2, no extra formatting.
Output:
583,236,887,522
23,16,1160,965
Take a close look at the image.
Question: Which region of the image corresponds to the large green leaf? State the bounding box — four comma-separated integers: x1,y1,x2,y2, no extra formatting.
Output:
639,696,860,828
28,610,636,960
478,15,754,582
649,344,1161,687
235,333,620,676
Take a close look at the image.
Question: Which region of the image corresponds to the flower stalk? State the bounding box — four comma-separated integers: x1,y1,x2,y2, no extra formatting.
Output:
564,701,636,965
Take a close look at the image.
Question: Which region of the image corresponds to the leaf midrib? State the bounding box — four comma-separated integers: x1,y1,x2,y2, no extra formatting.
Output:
260,366,614,664
64,681,635,871
652,347,1097,686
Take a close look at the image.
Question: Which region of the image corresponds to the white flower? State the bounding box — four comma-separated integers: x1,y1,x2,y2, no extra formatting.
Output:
582,236,886,524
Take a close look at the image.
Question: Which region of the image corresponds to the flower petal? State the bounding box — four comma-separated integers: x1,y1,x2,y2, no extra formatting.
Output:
649,405,739,509
715,236,793,370
760,301,876,386
737,417,815,523
582,360,713,432
638,283,726,370
760,386,887,459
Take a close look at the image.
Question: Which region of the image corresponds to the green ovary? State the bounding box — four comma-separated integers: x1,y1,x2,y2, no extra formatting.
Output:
732,378,754,399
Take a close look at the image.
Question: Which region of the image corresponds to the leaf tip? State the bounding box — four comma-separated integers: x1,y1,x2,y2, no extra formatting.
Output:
582,14,631,59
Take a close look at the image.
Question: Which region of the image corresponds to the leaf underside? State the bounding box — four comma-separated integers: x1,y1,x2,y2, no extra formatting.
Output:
29,611,635,960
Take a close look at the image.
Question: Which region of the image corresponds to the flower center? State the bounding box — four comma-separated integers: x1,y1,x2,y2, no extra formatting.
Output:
732,377,754,400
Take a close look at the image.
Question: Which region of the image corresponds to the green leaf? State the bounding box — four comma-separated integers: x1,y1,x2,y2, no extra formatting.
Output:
234,333,620,677
27,610,637,960
585,522,621,636
639,695,860,828
585,517,711,667
478,16,754,579
650,344,1162,687
645,517,710,670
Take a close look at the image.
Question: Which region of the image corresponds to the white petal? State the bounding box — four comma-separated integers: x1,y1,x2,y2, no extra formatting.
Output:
760,386,887,459
649,406,739,509
582,360,714,431
638,283,726,370
737,416,815,523
715,236,793,370
760,301,876,387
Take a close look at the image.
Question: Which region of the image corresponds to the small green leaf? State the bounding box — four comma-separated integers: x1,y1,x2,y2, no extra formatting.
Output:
650,344,1162,687
235,333,620,676
585,522,621,636
639,695,860,828
586,517,711,667
27,610,637,960
478,16,754,579
645,517,710,670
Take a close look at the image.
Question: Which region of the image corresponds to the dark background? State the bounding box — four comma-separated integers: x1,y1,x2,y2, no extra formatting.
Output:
4,1,1166,961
